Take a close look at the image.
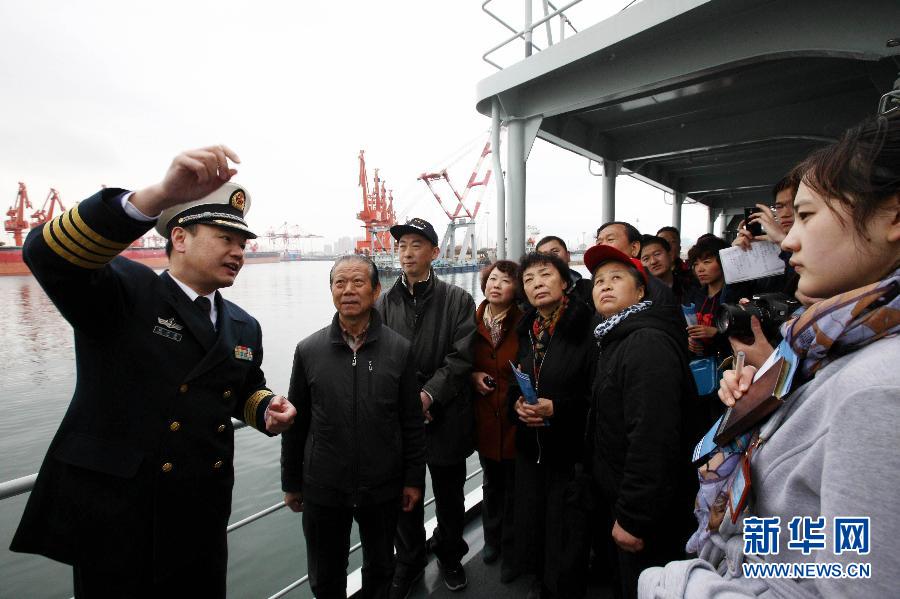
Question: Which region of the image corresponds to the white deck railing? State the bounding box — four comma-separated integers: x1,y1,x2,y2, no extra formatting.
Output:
482,0,582,69
1,420,484,599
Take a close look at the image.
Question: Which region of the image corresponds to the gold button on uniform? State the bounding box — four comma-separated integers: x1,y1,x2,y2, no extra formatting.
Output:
217,424,226,433
222,389,232,399
213,460,224,469
169,421,181,431
161,462,173,473
179,384,189,394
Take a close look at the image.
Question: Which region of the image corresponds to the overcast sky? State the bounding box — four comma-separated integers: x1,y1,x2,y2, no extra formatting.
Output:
0,0,713,251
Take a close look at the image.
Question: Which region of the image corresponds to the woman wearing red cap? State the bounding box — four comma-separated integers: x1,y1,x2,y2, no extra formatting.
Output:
583,245,697,599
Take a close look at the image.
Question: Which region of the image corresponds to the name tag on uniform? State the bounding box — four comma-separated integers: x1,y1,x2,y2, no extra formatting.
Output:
234,345,254,361
153,325,183,342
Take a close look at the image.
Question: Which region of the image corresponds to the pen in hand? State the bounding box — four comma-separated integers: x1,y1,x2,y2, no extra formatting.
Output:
716,350,746,438
734,350,745,377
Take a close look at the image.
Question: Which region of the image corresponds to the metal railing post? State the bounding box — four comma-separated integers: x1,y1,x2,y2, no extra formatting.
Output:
524,0,533,57
482,0,583,69
542,0,554,46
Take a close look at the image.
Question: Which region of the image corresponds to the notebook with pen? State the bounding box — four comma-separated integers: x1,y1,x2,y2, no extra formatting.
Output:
713,353,792,445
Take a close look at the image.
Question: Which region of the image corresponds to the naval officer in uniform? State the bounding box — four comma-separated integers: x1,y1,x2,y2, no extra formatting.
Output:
10,146,296,598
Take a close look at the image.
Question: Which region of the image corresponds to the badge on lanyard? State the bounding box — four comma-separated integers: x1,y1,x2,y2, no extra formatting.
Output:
728,433,761,523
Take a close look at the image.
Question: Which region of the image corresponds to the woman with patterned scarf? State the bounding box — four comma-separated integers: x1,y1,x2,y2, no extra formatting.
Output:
639,114,900,598
583,244,698,599
508,252,597,599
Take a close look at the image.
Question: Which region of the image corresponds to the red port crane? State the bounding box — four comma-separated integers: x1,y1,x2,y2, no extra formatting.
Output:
355,150,397,255
30,188,67,227
4,182,32,246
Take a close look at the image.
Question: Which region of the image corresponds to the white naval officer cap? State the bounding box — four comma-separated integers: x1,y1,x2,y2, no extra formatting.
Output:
155,182,257,239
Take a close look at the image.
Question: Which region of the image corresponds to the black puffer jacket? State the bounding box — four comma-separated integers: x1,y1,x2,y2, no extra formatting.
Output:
376,271,476,465
508,299,598,467
588,305,698,543
281,311,426,507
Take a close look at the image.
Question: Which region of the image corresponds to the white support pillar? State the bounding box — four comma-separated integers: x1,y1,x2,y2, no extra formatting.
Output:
601,159,620,224
707,207,719,234
717,211,727,237
491,99,506,259
673,191,685,231
507,119,527,261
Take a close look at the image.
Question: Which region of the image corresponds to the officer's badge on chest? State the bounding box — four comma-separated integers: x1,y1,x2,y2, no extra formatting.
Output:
234,345,253,361
153,316,184,342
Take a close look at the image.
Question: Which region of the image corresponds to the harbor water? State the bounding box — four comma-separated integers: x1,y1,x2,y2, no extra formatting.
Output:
0,261,486,598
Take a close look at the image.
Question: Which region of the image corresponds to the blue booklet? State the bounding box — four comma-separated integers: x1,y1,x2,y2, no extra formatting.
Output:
692,416,723,465
510,360,538,404
510,361,550,426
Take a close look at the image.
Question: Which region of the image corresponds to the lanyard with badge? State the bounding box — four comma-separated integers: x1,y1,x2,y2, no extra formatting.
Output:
692,338,800,523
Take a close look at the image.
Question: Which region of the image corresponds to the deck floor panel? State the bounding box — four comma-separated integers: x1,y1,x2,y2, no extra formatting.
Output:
410,515,615,598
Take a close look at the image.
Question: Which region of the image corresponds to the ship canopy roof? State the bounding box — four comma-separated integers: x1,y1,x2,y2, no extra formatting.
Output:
476,0,900,210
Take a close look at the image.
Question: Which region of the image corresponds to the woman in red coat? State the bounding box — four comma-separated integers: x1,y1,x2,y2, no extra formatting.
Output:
471,259,522,582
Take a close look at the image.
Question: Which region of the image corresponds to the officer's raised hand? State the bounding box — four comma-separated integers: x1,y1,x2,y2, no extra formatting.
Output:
265,395,297,434
130,145,241,216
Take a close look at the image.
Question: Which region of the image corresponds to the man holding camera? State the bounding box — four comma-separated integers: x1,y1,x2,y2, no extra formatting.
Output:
728,174,804,367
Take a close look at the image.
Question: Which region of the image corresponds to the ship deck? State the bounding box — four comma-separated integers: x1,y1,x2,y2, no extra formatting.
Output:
409,513,615,599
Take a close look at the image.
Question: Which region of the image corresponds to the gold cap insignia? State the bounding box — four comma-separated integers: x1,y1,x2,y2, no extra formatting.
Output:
230,189,246,212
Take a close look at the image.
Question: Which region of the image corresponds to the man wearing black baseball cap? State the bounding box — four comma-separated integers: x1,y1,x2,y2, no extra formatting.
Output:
12,146,296,598
389,216,440,246
376,218,476,596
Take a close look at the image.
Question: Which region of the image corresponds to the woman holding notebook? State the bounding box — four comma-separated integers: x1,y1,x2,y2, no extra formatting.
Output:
639,113,900,598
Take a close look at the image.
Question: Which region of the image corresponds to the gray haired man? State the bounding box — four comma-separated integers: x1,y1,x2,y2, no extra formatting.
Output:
282,255,426,599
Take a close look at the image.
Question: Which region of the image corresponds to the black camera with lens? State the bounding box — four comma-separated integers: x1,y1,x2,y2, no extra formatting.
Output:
716,293,800,340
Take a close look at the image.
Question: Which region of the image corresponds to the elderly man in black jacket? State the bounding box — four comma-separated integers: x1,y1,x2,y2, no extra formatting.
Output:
282,255,426,599
376,218,477,597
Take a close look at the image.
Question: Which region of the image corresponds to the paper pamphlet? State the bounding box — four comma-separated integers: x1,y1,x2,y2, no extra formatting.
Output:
509,361,550,427
719,242,785,284
509,361,538,404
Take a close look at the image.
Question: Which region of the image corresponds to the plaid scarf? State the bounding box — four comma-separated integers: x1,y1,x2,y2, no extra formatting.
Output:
782,267,900,378
531,296,568,378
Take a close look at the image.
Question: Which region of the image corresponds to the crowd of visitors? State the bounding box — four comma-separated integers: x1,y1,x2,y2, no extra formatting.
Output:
463,111,898,599
276,110,897,599
13,113,896,599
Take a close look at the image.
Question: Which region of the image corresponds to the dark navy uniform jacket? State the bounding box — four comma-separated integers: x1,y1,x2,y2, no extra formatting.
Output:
10,188,276,580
